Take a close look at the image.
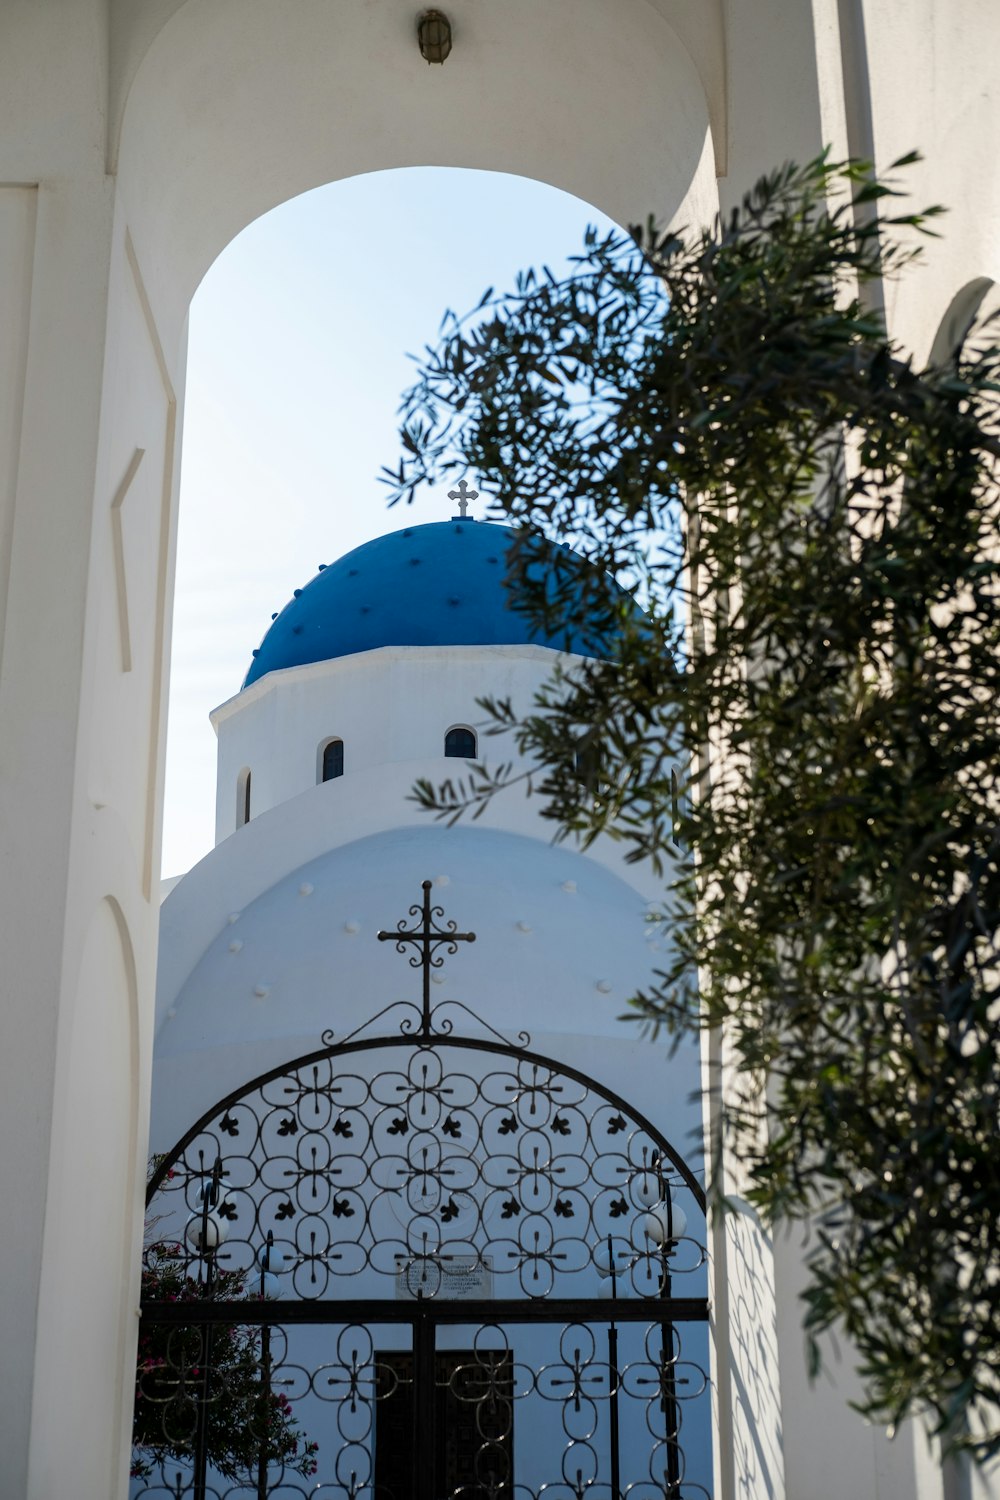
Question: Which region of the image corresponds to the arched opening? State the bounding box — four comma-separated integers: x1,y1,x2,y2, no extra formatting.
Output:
16,9,722,1494
319,737,344,783
236,767,252,828
444,725,477,759
574,738,604,787
929,277,997,364
138,982,711,1497
162,166,653,875
114,1,717,328
115,2,717,886
15,4,1000,1496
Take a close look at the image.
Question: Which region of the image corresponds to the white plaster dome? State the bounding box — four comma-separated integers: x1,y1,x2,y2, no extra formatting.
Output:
151,824,677,1150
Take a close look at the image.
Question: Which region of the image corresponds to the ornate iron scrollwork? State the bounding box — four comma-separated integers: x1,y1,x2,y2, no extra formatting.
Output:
135,883,711,1498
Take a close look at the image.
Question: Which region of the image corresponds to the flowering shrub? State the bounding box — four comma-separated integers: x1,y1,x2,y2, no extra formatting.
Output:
132,1241,319,1482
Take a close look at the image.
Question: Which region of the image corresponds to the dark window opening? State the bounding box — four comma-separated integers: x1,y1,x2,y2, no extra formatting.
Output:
574,739,613,816
322,738,344,782
573,740,604,789
445,727,477,759
237,768,251,828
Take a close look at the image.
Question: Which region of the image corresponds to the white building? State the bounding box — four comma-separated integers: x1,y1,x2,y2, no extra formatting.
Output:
144,515,712,1496
154,518,692,1130
140,513,986,1500
2,4,998,1496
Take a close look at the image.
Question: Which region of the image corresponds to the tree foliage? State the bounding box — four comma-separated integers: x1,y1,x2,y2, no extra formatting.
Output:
385,156,1000,1456
133,1242,319,1484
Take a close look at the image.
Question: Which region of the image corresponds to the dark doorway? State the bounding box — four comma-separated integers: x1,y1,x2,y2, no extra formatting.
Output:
375,1349,513,1500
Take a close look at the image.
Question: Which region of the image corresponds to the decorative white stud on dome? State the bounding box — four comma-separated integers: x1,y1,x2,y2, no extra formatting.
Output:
434,874,450,887
561,880,577,893
596,979,613,994
228,912,241,925
253,983,270,999
299,882,314,897
229,939,243,954
344,920,360,934
516,920,532,933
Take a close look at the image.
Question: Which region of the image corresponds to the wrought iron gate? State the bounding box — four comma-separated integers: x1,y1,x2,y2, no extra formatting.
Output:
134,883,711,1498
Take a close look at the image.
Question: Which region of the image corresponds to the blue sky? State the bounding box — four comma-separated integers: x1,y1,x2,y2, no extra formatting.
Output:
162,167,619,876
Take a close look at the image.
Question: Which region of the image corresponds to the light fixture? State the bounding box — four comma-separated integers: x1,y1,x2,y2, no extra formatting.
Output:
417,9,452,64
185,1211,227,1251
643,1196,688,1246
632,1170,660,1208
593,1236,631,1279
258,1234,287,1299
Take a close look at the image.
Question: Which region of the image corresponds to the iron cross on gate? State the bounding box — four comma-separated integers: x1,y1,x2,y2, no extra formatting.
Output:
377,880,476,1037
448,478,478,518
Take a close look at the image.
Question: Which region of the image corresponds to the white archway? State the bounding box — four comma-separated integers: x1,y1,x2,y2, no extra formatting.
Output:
7,2,998,1494
929,276,998,365
116,0,718,350
10,7,720,1495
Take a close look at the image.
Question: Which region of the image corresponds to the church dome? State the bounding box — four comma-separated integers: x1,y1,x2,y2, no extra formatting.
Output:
243,520,614,687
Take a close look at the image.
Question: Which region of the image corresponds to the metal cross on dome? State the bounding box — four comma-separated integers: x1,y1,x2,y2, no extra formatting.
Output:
377,879,476,1037
448,478,478,518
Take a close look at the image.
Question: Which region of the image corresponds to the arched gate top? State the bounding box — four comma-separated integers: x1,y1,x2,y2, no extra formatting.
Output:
145,881,706,1305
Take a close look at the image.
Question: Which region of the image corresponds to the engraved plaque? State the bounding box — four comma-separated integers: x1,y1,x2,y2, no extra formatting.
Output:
394,1254,494,1300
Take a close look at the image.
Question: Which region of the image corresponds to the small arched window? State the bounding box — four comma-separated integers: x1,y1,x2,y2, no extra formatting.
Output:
236,767,252,828
574,740,603,788
574,741,610,812
445,726,477,759
321,738,344,783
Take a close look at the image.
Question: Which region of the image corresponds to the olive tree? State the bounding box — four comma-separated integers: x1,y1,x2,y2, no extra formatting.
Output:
385,156,1000,1457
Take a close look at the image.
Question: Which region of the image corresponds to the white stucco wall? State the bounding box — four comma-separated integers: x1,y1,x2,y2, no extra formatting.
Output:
211,643,599,840
1,1,998,1494
153,817,683,1132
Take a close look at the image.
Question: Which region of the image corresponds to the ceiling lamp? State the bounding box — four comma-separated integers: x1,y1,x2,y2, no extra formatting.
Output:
417,9,453,64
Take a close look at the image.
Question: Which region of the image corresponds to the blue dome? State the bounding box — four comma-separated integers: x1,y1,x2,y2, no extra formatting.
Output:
243,521,616,688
